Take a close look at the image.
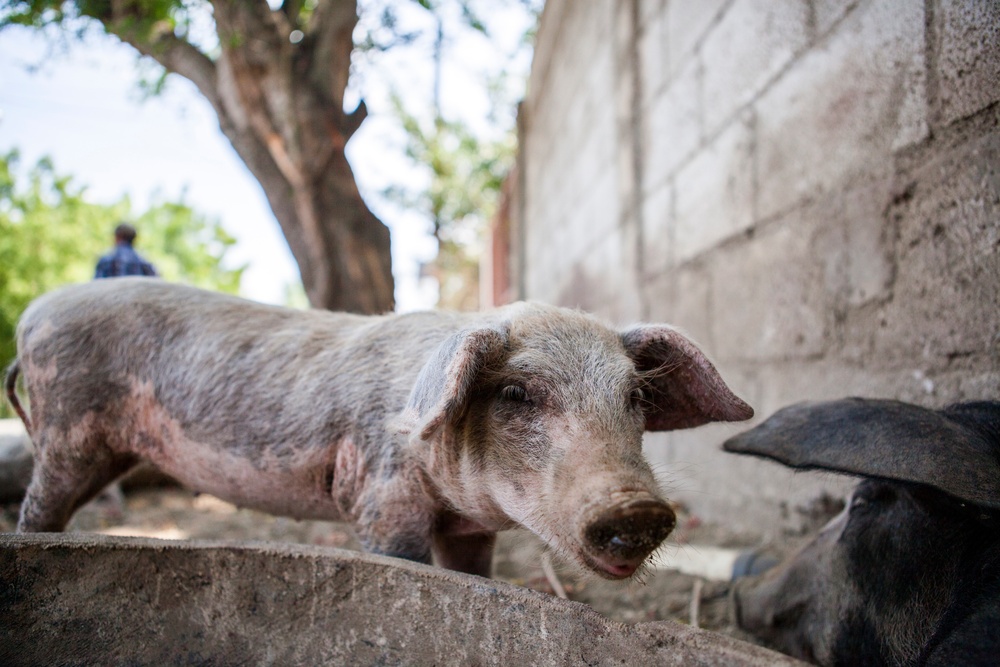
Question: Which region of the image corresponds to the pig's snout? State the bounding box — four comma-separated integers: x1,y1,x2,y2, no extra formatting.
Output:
583,499,676,579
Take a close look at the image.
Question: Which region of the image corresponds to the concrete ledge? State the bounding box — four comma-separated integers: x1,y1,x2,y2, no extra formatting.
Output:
0,533,802,666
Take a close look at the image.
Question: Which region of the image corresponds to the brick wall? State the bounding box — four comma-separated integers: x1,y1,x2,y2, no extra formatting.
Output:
514,0,1000,535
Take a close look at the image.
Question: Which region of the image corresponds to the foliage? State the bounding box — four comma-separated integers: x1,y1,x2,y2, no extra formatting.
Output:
0,149,243,415
2,1,193,40
384,97,516,309
374,0,541,309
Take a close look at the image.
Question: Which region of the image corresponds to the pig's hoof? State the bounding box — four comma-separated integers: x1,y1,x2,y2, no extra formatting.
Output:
583,500,676,578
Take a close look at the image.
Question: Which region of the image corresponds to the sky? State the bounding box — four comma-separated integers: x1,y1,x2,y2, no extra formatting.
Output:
0,3,534,310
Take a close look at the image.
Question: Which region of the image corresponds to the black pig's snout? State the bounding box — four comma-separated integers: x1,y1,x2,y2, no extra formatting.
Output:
585,500,676,563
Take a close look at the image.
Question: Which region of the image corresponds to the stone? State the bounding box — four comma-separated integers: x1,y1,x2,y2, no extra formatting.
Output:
755,0,926,220
0,533,805,666
700,0,810,136
936,0,1000,125
874,126,1000,364
673,111,756,264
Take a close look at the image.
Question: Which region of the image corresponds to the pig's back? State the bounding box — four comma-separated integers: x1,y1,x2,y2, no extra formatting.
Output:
16,279,456,457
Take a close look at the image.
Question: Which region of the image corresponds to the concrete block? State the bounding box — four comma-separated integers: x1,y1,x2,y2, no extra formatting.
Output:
639,0,665,25
556,226,643,323
532,163,619,296
563,168,620,268
839,177,895,307
903,368,1000,407
663,264,714,350
666,0,729,78
610,254,646,326
873,128,1000,364
526,0,569,102
708,211,832,363
645,421,856,540
756,0,926,221
701,0,810,136
0,533,805,666
644,54,702,192
936,0,1000,125
528,3,607,150
617,130,638,227
640,180,673,277
814,0,860,36
803,174,895,328
641,260,716,354
614,1,636,114
639,0,668,107
954,370,1000,402
674,111,756,263
520,0,999,544
751,360,931,413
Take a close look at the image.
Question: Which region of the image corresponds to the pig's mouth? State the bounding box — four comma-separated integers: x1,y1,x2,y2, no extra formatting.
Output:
579,550,646,579
575,497,677,580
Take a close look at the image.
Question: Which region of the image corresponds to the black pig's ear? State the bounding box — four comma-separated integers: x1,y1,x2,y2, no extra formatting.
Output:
620,325,754,431
722,398,1000,510
396,325,508,443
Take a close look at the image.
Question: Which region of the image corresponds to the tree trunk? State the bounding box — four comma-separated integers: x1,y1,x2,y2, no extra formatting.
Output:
101,0,395,313
219,99,395,314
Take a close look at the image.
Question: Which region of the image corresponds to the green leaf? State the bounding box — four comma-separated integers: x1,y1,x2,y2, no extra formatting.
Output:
0,150,243,415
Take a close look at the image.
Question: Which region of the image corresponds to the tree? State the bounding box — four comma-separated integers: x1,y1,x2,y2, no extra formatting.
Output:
3,0,393,313
386,99,515,309
0,149,243,407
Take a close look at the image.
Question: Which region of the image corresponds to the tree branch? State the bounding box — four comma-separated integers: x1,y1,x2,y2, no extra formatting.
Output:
210,0,286,62
209,0,301,168
124,34,221,111
305,0,357,111
88,2,221,113
281,0,305,28
343,98,367,139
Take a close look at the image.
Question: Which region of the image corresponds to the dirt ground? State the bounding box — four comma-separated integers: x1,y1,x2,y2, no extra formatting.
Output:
0,483,809,647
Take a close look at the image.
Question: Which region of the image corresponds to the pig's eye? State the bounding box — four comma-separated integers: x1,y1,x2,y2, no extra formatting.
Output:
851,484,896,512
629,387,648,409
499,385,532,404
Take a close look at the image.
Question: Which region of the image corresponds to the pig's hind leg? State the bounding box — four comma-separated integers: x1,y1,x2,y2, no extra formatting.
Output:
17,429,138,532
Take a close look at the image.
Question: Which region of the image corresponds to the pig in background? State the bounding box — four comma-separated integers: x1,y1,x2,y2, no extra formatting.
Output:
5,278,753,580
725,398,1000,666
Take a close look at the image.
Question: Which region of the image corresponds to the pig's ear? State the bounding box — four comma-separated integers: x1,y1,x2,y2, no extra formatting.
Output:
396,325,508,443
722,398,1000,509
620,325,753,431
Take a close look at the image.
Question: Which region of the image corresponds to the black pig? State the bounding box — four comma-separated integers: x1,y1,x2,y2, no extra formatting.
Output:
724,398,1000,666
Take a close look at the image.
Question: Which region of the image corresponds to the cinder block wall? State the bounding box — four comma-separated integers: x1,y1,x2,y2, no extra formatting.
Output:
515,0,1000,536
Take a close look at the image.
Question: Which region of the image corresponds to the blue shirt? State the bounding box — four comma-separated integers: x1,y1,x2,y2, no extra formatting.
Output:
94,244,158,279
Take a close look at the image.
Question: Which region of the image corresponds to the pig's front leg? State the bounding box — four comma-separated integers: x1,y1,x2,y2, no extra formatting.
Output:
358,527,434,564
430,510,496,577
351,475,437,565
432,531,496,577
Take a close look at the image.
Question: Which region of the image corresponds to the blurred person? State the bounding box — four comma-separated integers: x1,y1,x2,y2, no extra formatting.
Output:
95,222,158,278
90,221,157,518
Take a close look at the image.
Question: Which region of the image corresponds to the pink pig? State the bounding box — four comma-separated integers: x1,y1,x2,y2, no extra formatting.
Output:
7,278,752,578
